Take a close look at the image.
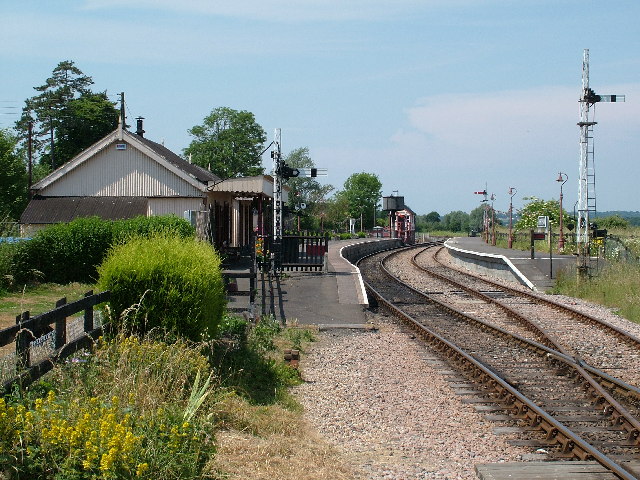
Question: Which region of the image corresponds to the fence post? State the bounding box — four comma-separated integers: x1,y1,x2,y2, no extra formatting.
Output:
15,311,30,370
83,290,94,332
54,297,67,350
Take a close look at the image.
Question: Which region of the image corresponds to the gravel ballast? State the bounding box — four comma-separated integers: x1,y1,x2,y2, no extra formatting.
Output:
293,313,529,480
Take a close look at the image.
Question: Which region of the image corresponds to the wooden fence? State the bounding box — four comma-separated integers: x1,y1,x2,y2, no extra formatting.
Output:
1,291,110,394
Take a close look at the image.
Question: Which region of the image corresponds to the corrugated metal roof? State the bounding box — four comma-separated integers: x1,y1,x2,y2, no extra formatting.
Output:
136,136,221,185
20,196,148,224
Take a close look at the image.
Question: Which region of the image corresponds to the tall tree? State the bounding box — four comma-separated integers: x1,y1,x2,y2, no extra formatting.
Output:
342,172,382,230
416,211,441,232
184,107,266,179
0,129,28,221
468,205,486,231
15,60,118,169
283,147,333,231
54,93,119,162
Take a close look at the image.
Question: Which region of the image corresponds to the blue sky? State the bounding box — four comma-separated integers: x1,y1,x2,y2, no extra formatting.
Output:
2,0,639,216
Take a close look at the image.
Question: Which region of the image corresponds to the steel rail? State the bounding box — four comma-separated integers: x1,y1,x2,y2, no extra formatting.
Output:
433,246,640,350
411,247,640,402
419,245,640,404
385,247,640,445
357,248,638,480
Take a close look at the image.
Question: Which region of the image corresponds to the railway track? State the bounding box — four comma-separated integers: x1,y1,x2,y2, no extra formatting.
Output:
358,243,640,479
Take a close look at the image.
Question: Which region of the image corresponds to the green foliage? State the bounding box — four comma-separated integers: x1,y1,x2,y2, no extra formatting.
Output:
97,235,225,341
514,196,570,231
341,172,382,230
441,210,470,232
468,205,486,231
15,60,118,169
0,335,214,479
553,261,640,324
53,93,119,163
356,231,367,238
248,316,282,355
416,211,441,232
595,214,629,230
0,243,19,292
284,327,315,351
284,147,334,231
0,129,28,221
11,215,195,286
184,106,266,179
210,316,302,406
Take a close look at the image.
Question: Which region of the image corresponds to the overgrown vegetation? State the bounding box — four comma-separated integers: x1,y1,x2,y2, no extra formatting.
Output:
7,215,194,288
97,235,225,342
553,261,640,324
0,310,321,479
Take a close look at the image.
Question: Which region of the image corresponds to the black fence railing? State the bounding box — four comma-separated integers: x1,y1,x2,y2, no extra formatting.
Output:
280,234,329,271
1,291,110,394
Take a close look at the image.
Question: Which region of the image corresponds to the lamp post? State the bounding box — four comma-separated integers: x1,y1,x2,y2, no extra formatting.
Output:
490,193,496,246
508,187,516,248
556,172,568,250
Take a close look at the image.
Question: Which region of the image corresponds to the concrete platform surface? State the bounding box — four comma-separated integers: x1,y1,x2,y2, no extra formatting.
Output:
446,236,577,292
260,239,371,326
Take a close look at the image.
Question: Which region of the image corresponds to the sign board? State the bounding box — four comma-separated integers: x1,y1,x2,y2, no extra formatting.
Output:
532,232,546,241
537,216,549,229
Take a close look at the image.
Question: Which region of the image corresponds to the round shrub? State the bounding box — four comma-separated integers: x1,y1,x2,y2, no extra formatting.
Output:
97,235,225,341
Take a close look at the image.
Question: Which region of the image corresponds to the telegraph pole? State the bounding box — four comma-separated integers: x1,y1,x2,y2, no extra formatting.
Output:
120,92,126,127
28,121,33,194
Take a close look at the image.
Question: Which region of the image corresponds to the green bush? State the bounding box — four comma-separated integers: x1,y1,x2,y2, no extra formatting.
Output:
11,215,195,286
97,235,225,341
0,242,18,292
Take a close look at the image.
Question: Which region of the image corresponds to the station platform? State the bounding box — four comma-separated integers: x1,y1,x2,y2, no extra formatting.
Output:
228,236,579,324
445,236,577,292
271,239,370,327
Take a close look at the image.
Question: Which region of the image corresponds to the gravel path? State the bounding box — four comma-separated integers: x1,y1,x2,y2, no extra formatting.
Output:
293,313,530,480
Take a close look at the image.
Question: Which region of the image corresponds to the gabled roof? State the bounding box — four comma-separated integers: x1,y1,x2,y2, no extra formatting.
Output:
136,136,220,185
210,175,289,201
31,128,222,193
20,196,148,224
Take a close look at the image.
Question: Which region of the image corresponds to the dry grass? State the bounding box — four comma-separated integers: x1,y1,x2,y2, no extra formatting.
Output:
208,395,362,480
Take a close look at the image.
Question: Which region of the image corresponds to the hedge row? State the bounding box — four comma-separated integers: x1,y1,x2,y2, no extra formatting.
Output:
11,215,195,286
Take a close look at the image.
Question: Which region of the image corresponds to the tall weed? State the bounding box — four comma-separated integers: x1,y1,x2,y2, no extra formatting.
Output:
554,261,640,324
0,335,215,479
